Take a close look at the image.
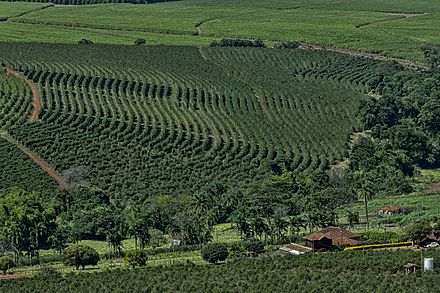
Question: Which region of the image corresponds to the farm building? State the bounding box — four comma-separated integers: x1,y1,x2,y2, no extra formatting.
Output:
378,204,407,215
304,226,359,250
279,243,313,255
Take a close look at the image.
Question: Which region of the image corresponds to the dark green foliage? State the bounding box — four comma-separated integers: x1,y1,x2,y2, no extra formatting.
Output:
201,243,228,264
0,188,56,258
242,239,265,256
62,244,100,270
78,39,93,45
125,250,148,268
421,44,440,69
0,43,382,198
0,256,15,274
210,39,265,48
134,38,146,45
0,139,58,195
405,221,432,245
5,250,440,291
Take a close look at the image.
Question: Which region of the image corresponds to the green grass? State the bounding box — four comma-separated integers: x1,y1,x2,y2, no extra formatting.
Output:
0,0,439,60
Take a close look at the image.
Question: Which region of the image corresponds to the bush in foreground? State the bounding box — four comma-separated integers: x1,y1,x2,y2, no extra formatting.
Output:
0,256,15,274
63,244,100,270
201,243,228,264
125,250,148,268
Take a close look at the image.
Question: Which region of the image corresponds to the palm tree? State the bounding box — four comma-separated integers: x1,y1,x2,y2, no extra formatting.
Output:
357,186,372,230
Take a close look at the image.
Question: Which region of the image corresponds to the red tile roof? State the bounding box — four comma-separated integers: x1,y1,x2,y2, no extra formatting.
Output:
304,226,359,246
379,204,404,212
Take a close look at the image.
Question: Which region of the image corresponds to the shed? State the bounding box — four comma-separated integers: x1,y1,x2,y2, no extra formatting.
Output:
378,204,406,216
280,243,313,255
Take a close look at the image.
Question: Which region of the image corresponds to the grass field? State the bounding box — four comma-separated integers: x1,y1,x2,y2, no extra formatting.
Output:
0,0,439,60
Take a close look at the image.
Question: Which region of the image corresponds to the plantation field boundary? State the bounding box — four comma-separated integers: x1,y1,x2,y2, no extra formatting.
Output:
2,19,428,70
2,67,41,122
0,132,69,189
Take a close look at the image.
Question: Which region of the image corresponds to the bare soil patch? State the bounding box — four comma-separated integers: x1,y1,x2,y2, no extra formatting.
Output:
0,274,32,280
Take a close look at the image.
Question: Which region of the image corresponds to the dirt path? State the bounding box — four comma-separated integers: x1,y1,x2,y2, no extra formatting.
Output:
194,19,217,36
0,132,69,190
425,181,440,194
3,67,41,122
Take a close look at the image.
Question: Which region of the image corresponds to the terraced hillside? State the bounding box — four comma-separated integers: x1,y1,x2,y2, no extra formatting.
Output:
0,43,400,199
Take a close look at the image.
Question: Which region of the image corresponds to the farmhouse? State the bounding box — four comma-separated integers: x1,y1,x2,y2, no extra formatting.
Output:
279,243,313,255
304,226,359,250
378,204,406,216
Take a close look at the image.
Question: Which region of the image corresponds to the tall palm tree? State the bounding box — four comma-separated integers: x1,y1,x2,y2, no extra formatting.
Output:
357,186,372,230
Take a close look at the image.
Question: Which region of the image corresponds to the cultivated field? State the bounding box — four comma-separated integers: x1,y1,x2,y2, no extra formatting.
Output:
0,0,439,60
0,42,399,197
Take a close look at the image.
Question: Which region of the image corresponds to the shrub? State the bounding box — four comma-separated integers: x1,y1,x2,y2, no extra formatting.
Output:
0,256,15,274
243,239,265,256
228,243,246,259
134,38,146,45
78,39,93,45
62,245,100,270
201,243,228,264
34,266,62,279
405,220,432,246
125,250,148,268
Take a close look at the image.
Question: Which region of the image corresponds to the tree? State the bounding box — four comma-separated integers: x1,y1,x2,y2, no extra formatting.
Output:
125,250,147,268
421,44,440,69
62,244,100,270
201,243,228,264
134,38,146,45
347,211,360,228
0,188,56,262
405,221,432,246
433,221,440,239
0,256,15,274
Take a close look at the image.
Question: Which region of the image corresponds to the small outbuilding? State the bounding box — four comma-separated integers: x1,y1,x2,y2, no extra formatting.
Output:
403,263,419,274
304,226,359,250
279,243,313,255
378,204,407,216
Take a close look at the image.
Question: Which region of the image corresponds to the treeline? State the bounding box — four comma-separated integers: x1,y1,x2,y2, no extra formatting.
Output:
210,39,266,48
1,0,177,5
0,167,357,263
349,46,440,196
3,249,440,292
